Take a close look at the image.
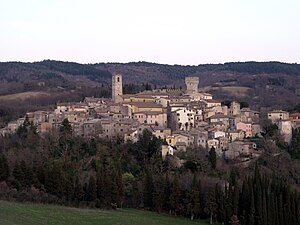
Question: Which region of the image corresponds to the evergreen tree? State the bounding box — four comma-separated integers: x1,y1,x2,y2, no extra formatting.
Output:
215,183,226,224
110,169,120,207
74,176,84,202
0,154,9,181
187,175,201,220
205,187,217,225
153,174,164,213
254,163,263,225
96,167,104,206
170,174,182,215
209,146,217,169
162,173,171,211
232,183,239,215
45,163,63,197
143,169,154,208
248,188,256,225
88,175,97,201
13,162,23,190
64,175,74,202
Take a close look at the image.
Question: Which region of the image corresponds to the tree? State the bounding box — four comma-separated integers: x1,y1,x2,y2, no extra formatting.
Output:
136,129,161,164
88,176,97,201
209,146,217,169
153,174,164,213
162,173,171,211
57,118,74,160
170,174,182,215
143,169,154,208
74,177,84,202
205,187,217,224
187,175,201,220
60,118,72,135
0,154,10,181
122,172,135,205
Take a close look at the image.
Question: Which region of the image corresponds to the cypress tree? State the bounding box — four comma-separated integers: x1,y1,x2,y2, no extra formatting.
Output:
170,174,182,215
64,175,74,202
262,186,268,225
225,183,233,222
115,167,123,207
205,187,217,225
74,176,84,202
267,193,275,225
209,146,217,169
153,174,164,213
111,169,120,207
143,169,154,208
248,188,255,225
254,163,262,225
240,178,250,225
88,175,97,201
188,174,201,220
45,163,63,197
278,194,284,225
232,183,239,215
215,183,226,224
96,167,104,205
163,173,171,211
12,162,23,190
0,154,9,181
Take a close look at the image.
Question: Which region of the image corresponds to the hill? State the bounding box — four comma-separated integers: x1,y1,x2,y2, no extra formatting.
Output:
1,60,300,125
0,200,217,225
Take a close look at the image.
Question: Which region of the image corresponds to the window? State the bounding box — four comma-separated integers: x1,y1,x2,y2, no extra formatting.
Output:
117,77,120,82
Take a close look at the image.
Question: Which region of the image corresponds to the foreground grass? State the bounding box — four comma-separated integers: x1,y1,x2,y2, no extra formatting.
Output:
0,200,219,225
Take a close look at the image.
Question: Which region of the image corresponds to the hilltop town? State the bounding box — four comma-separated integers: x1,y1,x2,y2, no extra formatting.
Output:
1,74,297,162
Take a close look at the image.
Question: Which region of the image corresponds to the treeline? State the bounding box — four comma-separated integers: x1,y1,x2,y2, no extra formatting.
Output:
0,120,300,224
37,60,112,83
123,83,153,94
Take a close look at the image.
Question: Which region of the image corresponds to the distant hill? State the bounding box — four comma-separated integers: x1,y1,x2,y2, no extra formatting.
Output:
1,60,300,111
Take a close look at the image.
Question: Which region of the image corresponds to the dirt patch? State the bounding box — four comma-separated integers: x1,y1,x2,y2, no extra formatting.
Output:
212,86,251,97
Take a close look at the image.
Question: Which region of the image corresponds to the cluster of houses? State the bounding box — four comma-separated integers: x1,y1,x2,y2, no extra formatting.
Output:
0,74,296,161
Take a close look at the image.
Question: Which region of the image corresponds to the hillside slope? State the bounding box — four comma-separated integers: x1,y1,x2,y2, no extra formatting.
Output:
0,60,300,110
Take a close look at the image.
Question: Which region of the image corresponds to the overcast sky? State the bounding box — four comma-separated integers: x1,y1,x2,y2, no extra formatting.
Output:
0,0,299,65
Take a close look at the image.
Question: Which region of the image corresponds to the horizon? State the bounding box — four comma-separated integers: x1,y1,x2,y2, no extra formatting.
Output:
0,59,299,67
1,0,300,65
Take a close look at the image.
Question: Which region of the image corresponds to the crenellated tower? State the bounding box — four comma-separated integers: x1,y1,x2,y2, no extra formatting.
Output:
185,77,199,94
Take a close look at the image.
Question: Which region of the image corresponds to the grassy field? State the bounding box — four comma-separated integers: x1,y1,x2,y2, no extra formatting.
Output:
0,91,50,101
0,201,219,225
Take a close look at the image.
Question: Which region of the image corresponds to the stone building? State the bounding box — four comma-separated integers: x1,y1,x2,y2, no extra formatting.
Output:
185,77,199,94
112,73,123,103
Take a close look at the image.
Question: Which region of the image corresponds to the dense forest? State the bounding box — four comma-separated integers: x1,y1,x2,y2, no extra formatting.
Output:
0,118,300,225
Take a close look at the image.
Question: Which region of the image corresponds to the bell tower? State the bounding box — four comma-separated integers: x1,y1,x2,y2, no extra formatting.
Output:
112,73,123,103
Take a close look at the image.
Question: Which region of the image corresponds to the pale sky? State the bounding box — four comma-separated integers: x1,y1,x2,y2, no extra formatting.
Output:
0,0,299,65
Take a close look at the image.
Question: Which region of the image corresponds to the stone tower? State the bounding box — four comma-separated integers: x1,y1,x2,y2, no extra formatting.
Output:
112,73,123,103
185,77,199,94
229,101,241,116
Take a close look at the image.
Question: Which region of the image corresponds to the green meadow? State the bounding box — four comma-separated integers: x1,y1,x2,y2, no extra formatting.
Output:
0,200,220,225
